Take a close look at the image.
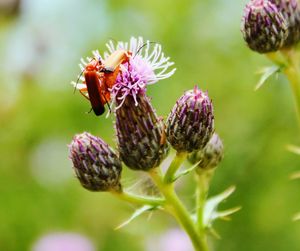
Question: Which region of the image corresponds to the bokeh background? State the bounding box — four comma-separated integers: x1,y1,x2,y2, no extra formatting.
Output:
1,0,300,250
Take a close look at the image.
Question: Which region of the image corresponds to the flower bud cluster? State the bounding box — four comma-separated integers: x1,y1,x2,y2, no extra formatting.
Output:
70,37,175,191
241,0,300,53
69,37,224,193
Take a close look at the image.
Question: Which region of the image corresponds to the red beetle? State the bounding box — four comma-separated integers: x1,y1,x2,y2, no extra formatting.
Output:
78,50,132,115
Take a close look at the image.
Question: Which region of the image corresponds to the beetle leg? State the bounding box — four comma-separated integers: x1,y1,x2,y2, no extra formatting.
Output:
79,89,90,101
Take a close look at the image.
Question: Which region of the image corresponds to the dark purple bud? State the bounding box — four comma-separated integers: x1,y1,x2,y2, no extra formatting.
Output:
115,94,169,171
166,86,214,153
270,0,300,47
241,0,288,53
69,132,122,192
188,133,224,171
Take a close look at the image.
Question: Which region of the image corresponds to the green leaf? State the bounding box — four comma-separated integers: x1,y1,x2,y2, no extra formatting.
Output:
115,205,157,230
172,161,200,182
286,144,300,155
210,206,241,222
203,186,239,227
255,65,280,91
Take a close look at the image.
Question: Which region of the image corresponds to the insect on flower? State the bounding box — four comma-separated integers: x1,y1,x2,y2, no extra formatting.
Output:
73,37,176,113
74,50,132,116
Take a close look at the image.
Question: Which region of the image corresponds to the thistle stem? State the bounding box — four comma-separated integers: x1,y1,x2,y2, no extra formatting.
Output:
111,190,165,207
267,49,300,128
196,170,214,233
164,152,188,183
149,168,209,251
281,49,300,127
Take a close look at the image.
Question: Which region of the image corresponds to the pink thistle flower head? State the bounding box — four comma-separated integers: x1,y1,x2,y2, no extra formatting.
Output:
105,37,176,108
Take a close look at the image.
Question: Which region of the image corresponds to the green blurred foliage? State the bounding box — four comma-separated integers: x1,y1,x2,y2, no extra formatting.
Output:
1,0,300,250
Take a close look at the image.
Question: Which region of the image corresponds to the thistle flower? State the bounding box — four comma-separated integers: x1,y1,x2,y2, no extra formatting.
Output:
188,133,224,171
166,86,214,153
32,232,95,251
270,0,300,47
108,37,174,171
115,94,169,171
69,132,122,192
241,0,288,53
72,36,176,111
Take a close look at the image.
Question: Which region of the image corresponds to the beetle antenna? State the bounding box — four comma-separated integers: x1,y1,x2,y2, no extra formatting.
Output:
74,56,95,94
86,107,93,114
74,70,84,94
134,41,157,59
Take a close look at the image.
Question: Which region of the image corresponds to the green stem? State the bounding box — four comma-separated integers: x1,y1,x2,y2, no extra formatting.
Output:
111,190,165,207
164,152,188,183
266,52,287,66
267,49,300,127
150,169,209,251
281,49,300,126
196,170,214,233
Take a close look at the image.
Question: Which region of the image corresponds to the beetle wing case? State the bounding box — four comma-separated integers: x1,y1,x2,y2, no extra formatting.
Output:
84,71,105,116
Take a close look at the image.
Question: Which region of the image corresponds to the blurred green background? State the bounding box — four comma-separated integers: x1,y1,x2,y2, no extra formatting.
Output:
1,0,300,250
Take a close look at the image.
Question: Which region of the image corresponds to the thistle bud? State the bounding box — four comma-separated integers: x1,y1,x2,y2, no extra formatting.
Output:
166,86,214,153
241,0,288,53
115,94,169,171
69,132,122,192
270,0,300,47
188,133,224,171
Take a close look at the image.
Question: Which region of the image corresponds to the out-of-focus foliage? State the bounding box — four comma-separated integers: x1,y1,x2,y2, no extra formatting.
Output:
1,0,300,250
